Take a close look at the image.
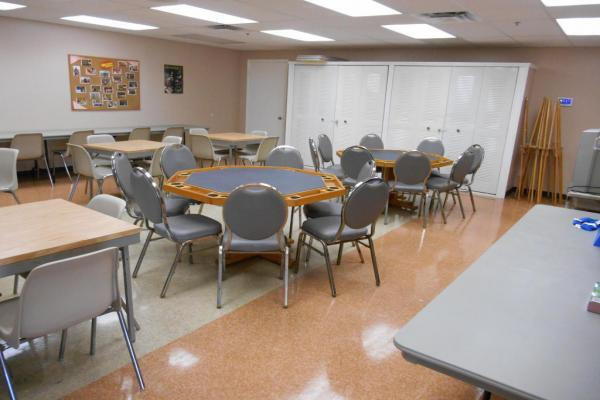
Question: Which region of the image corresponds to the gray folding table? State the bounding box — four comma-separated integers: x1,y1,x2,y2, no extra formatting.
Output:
394,205,600,400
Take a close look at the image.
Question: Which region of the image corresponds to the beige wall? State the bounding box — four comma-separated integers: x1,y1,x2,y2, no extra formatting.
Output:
0,17,242,133
240,47,600,191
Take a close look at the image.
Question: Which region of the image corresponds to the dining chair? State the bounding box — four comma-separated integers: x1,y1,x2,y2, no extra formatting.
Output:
359,134,384,149
145,136,183,184
163,127,184,142
53,130,93,181
129,127,151,141
87,134,116,165
67,144,113,201
340,145,374,187
218,183,289,308
464,144,485,212
317,134,345,179
10,133,53,187
0,248,145,400
295,177,389,297
417,137,445,156
308,138,321,171
384,151,432,227
189,133,229,167
238,130,268,155
0,148,19,204
160,144,197,179
130,168,222,297
237,136,279,165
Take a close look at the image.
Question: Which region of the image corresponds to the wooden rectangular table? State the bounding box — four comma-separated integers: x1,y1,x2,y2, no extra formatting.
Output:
394,205,600,400
207,132,268,163
0,199,141,340
83,139,165,159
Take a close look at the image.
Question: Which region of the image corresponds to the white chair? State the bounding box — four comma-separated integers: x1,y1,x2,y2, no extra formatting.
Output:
10,133,53,187
87,134,116,166
0,148,19,204
238,136,279,166
129,127,151,141
146,136,183,183
0,248,145,399
163,127,184,142
190,133,229,167
239,130,268,155
67,144,113,201
53,130,93,181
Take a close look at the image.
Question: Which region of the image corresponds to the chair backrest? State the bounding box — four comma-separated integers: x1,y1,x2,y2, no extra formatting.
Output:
359,134,384,150
68,144,94,178
189,133,215,160
65,130,94,157
87,134,115,144
160,144,196,179
189,128,208,135
356,159,376,182
308,138,321,171
164,127,184,140
341,146,374,180
149,147,165,177
417,137,445,156
130,127,151,141
162,136,183,145
111,152,136,201
342,177,388,231
0,148,19,191
15,248,119,347
130,167,166,225
251,130,268,136
265,145,304,169
317,134,334,163
223,184,287,243
467,144,485,175
255,136,279,162
87,194,126,219
11,133,43,159
394,151,432,185
449,150,476,186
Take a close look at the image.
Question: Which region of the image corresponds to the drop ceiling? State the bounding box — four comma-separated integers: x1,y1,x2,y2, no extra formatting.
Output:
4,0,600,49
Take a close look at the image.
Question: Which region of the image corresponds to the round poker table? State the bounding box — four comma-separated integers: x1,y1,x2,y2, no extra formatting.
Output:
336,148,453,169
163,166,346,207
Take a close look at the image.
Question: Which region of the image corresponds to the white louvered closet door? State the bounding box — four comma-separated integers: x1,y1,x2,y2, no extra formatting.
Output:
332,66,388,153
441,67,484,163
386,66,451,150
290,65,338,165
471,67,519,195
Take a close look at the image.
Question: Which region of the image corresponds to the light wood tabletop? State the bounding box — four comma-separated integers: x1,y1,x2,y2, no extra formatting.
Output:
83,139,165,155
207,132,267,143
0,199,141,266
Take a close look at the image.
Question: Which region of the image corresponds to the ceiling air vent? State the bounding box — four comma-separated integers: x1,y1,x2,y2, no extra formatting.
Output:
172,33,245,45
208,24,243,31
420,11,477,22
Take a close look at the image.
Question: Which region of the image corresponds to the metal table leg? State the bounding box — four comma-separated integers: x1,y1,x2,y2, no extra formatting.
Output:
121,246,137,342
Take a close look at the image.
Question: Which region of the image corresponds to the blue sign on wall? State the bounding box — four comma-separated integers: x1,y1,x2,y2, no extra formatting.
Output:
558,97,573,107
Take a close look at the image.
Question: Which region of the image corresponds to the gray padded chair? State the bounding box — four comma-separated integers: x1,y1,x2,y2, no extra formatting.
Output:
426,150,476,224
160,144,196,179
417,137,445,156
384,151,432,227
0,148,19,204
112,152,189,225
53,130,93,181
465,144,485,212
145,136,183,184
0,248,145,399
340,145,374,187
131,168,222,297
359,134,384,150
308,138,321,172
295,177,388,297
317,134,344,179
218,183,289,308
10,133,53,187
67,144,113,201
129,127,151,141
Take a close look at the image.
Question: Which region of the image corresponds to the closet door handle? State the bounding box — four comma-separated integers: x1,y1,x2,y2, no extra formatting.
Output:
456,128,461,133
277,116,283,120
426,126,431,131
320,117,325,122
343,120,348,124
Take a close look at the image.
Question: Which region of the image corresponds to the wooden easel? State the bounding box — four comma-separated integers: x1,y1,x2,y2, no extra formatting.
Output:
516,97,563,203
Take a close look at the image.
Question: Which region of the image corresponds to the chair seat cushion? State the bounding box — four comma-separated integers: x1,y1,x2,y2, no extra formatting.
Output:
304,201,342,219
302,216,367,243
155,214,221,242
426,176,459,191
391,182,426,193
321,165,345,179
223,230,282,253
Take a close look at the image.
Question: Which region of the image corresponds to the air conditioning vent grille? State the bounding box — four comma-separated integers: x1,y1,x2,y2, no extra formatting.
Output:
420,11,477,22
208,24,243,31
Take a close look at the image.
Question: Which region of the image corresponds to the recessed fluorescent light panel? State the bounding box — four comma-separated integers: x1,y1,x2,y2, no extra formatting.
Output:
382,24,455,39
151,4,256,24
541,0,600,6
61,15,158,30
262,29,334,42
557,17,600,35
0,1,25,11
304,0,400,17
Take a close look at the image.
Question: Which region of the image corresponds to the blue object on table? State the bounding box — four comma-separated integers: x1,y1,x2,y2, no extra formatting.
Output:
595,230,600,247
572,217,599,231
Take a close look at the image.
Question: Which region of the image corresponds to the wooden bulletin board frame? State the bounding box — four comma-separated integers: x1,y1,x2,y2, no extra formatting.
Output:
68,54,140,111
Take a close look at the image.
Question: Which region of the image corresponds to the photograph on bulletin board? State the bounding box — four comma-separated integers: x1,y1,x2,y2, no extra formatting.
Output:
164,64,183,94
68,54,140,111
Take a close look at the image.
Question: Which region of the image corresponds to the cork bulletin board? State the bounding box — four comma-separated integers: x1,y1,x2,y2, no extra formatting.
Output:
68,54,140,111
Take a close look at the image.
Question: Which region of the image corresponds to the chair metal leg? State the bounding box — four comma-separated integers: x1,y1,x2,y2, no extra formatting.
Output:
456,189,466,218
437,191,447,224
97,179,104,196
421,193,428,229
0,347,16,400
217,245,224,308
319,239,336,297
116,310,145,391
90,317,97,355
133,230,153,278
282,247,289,308
305,237,313,268
384,194,390,225
336,243,344,265
58,329,68,361
67,174,80,201
468,186,476,212
293,232,305,274
188,243,194,264
355,241,364,263
367,237,381,286
10,191,20,204
288,207,295,238
12,276,18,295
160,242,186,298
60,154,72,182
43,154,54,187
